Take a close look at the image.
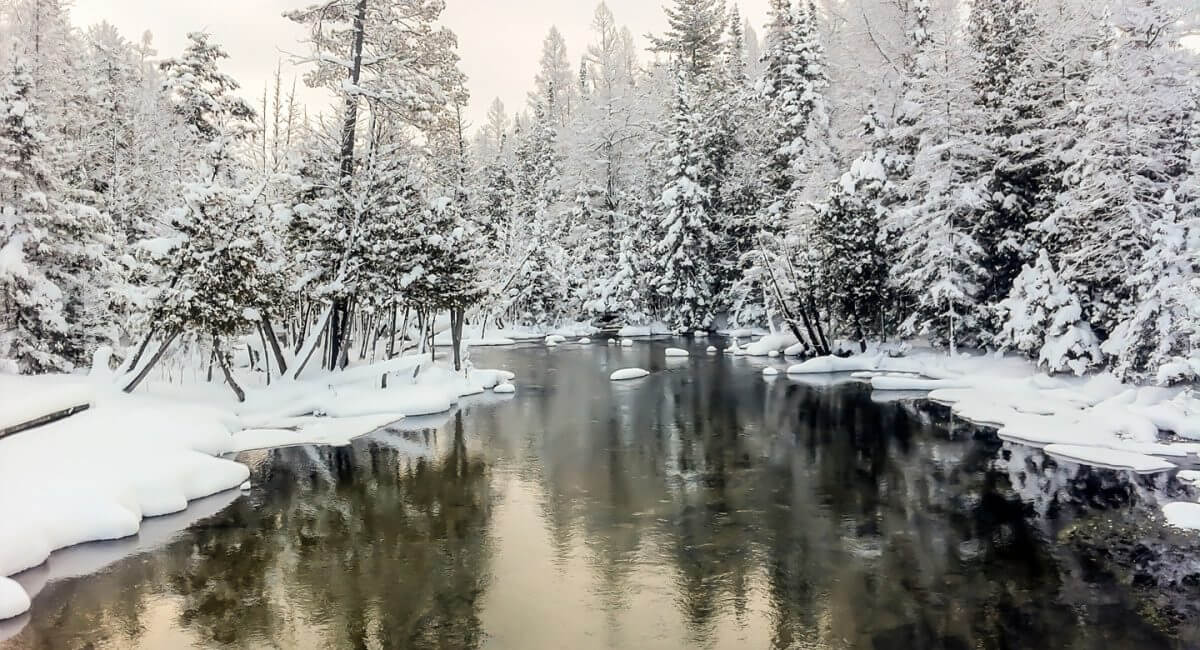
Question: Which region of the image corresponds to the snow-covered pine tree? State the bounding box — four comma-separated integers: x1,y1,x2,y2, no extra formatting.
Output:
1049,0,1196,346
160,32,255,145
653,69,720,333
997,249,1102,376
967,0,1057,341
0,56,119,372
530,27,578,128
814,110,899,348
648,0,729,79
509,97,569,326
286,0,465,367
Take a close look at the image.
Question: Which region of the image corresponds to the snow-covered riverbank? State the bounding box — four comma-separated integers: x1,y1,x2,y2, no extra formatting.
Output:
0,356,517,621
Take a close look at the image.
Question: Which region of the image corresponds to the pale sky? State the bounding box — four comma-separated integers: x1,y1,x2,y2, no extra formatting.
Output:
71,0,772,131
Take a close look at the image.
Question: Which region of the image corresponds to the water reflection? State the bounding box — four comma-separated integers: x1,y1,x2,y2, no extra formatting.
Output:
6,341,1195,649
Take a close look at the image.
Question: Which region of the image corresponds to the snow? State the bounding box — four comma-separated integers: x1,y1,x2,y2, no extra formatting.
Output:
578,337,591,344
493,382,516,394
706,346,717,353
762,367,780,376
1042,444,1176,474
743,333,799,357
0,382,93,431
239,480,251,491
0,381,250,615
0,578,29,621
1163,502,1200,531
610,368,650,381
616,322,671,337
664,348,689,357
232,414,405,452
545,334,566,344
621,339,634,347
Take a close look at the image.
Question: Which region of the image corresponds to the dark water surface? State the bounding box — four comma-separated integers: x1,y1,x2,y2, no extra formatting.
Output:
4,340,1195,649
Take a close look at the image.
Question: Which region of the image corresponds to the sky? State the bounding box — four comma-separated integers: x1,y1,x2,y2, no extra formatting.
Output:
71,0,772,131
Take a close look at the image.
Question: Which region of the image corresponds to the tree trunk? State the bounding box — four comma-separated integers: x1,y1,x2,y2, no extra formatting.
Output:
214,336,246,403
258,323,272,385
262,314,289,373
292,305,333,380
327,0,368,369
123,328,182,393
450,306,465,372
122,326,159,376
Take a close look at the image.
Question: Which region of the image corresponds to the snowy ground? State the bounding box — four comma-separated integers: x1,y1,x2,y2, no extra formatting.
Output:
0,351,517,622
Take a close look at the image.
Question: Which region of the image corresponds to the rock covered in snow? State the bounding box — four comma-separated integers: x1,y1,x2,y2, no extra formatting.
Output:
493,383,516,394
621,340,634,347
239,480,251,491
706,346,717,354
0,576,30,620
763,367,780,376
665,348,689,358
545,334,566,345
579,337,591,344
768,351,780,358
610,368,650,381
1163,502,1200,531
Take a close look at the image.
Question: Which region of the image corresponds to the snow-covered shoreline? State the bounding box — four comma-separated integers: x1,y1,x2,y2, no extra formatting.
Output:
0,356,518,622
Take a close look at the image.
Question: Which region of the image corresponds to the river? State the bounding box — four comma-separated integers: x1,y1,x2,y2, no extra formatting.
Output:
4,339,1195,649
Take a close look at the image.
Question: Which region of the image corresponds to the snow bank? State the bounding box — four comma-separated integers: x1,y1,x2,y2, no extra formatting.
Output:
0,578,29,620
743,333,799,357
1042,444,1176,474
232,413,405,452
665,348,689,358
0,384,250,618
1163,502,1200,531
611,368,650,381
616,322,671,337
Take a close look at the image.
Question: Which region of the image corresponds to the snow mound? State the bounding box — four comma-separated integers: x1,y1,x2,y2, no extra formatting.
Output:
1043,444,1176,474
743,333,799,357
0,387,250,617
610,368,650,381
0,577,29,620
579,337,591,344
493,383,515,394
621,340,634,347
239,480,251,491
768,351,780,358
1163,502,1200,531
545,334,566,345
665,348,689,358
763,367,780,376
706,346,717,354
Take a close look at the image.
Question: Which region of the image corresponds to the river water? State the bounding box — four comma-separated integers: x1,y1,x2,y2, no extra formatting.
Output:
4,340,1197,649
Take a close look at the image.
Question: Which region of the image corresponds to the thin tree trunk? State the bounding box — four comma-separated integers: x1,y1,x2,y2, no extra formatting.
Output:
451,306,465,372
262,314,289,373
123,328,183,393
122,326,159,376
258,323,272,385
214,336,246,403
292,305,333,380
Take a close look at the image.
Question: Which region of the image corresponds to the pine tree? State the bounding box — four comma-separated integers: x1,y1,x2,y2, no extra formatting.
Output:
160,32,255,144
653,70,720,332
530,27,578,127
648,0,729,79
997,249,1102,376
814,110,898,348
0,56,118,373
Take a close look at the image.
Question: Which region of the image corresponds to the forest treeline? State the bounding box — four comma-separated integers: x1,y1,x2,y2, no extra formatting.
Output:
0,0,1197,394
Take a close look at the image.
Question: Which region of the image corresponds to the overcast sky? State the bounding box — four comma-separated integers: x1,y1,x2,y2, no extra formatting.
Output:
71,0,773,131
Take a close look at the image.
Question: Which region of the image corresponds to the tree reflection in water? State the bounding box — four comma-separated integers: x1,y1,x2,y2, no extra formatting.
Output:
8,341,1196,649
